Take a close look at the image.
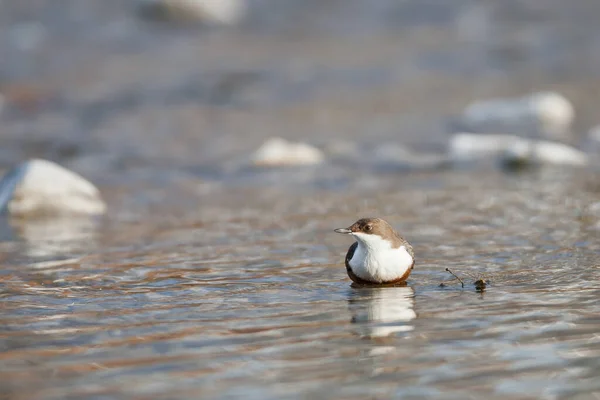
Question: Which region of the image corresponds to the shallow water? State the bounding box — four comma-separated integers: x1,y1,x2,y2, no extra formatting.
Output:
1,1,600,399
2,170,600,399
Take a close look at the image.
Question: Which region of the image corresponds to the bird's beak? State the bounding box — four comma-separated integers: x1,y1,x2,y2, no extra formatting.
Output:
334,227,352,234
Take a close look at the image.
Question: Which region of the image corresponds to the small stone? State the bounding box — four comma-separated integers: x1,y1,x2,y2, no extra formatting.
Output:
449,133,588,168
136,0,246,25
502,140,588,167
452,91,574,141
448,133,524,162
251,138,325,167
0,159,106,218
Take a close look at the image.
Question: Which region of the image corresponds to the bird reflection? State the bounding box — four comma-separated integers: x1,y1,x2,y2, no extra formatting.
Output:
347,285,416,339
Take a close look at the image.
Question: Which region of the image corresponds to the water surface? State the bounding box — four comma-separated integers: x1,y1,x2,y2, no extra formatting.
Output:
2,170,600,399
1,1,600,399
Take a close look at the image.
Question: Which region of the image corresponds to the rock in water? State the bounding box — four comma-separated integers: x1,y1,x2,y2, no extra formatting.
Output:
0,159,106,217
251,138,325,167
137,0,246,25
448,133,524,162
452,92,574,142
502,140,588,167
448,133,588,167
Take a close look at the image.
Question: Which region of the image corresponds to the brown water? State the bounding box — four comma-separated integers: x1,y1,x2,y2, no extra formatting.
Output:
1,1,600,399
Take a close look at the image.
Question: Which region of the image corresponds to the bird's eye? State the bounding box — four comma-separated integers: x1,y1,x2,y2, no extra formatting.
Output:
365,225,372,232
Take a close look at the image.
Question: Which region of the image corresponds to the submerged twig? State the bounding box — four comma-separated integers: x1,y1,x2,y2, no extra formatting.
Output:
440,268,492,291
445,268,465,288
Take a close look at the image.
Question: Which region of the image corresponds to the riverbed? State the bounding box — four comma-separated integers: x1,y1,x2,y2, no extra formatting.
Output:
1,1,600,399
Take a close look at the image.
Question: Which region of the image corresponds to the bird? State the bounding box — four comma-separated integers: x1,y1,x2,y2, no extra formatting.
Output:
334,217,414,285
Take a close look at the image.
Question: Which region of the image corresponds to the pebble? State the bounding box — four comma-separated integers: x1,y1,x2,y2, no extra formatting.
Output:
449,133,588,167
452,91,574,141
502,139,588,167
251,138,325,167
448,133,523,162
0,159,107,218
136,0,246,25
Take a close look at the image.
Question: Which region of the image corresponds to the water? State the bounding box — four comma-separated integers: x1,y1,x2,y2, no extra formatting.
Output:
1,1,600,399
2,170,599,399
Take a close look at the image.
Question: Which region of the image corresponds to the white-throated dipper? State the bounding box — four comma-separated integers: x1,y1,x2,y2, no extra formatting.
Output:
334,218,414,285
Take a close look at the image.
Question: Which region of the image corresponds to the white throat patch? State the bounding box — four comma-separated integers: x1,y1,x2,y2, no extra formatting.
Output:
348,232,413,283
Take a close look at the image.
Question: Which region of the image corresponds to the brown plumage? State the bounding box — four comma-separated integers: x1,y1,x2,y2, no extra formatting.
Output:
335,218,415,285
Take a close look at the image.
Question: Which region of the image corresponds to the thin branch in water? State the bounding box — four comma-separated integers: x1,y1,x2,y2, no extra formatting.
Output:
445,268,465,288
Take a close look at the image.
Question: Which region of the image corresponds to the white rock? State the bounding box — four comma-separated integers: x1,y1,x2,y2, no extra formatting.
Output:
0,159,106,217
251,138,324,167
456,91,574,141
448,133,524,162
137,0,246,25
502,140,588,167
530,92,575,140
449,133,588,167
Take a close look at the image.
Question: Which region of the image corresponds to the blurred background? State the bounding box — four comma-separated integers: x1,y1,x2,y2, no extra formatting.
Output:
1,0,600,181
2,1,600,399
